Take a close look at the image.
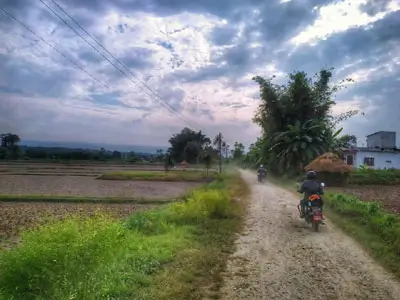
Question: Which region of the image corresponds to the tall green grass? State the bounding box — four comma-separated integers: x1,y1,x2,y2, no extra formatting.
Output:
349,168,400,185
325,193,400,278
0,171,248,300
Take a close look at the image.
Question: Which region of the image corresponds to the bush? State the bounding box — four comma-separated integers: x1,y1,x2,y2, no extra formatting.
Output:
349,168,400,185
170,189,233,223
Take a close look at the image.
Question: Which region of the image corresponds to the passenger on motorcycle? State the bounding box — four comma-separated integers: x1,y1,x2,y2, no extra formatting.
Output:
297,170,324,219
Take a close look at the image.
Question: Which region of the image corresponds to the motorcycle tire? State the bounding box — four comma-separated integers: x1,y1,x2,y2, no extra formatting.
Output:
312,221,319,232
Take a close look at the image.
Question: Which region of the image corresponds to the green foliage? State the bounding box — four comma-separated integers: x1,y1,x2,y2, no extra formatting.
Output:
0,174,246,300
231,141,245,162
171,189,233,222
349,168,400,185
202,152,212,174
249,69,359,175
0,214,127,299
0,133,21,159
168,127,211,164
325,193,400,277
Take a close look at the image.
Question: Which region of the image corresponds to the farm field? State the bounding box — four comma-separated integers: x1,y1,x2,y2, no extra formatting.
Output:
0,161,207,198
0,202,155,248
0,175,200,198
0,161,210,249
329,185,400,214
0,161,212,176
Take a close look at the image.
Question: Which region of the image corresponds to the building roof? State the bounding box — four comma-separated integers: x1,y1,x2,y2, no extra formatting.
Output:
342,147,400,153
366,131,396,137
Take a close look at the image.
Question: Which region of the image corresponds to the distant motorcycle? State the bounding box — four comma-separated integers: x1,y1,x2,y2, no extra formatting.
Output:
257,171,266,182
298,182,325,232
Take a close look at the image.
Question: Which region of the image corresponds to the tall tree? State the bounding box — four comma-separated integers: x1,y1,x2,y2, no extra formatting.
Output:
252,69,359,175
168,127,211,164
0,133,21,159
231,142,245,161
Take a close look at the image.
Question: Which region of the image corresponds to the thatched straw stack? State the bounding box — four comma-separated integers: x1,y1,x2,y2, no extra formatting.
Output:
180,160,189,169
305,152,352,173
304,152,352,186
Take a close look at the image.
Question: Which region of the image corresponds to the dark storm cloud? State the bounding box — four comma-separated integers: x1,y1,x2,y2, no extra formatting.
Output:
209,26,238,46
360,0,393,16
0,54,76,98
156,87,186,112
340,66,400,137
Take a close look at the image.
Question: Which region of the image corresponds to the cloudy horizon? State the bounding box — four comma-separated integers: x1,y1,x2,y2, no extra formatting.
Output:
1,0,399,148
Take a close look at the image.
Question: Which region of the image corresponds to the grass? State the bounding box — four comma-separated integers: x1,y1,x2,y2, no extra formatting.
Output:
0,194,173,204
98,170,221,181
0,170,249,300
349,168,400,185
324,193,400,279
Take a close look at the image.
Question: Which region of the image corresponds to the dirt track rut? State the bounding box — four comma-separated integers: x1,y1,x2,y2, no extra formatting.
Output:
220,170,400,300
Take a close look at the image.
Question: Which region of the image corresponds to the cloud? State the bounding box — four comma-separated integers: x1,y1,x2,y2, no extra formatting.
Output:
0,0,399,148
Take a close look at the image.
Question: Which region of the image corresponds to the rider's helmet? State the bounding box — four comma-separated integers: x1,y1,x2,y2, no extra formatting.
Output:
306,170,316,180
260,164,264,168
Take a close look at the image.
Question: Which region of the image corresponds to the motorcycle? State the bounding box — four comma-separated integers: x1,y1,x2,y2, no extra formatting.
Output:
257,171,266,182
298,182,325,232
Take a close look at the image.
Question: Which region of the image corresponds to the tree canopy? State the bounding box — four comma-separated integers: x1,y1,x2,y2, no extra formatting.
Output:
168,127,212,164
249,68,360,175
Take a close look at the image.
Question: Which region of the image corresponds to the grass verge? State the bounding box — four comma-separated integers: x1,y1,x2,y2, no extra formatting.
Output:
0,170,249,300
97,170,220,181
324,193,400,279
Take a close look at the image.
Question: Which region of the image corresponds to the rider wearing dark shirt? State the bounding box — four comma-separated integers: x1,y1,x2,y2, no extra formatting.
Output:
297,170,324,217
258,165,267,175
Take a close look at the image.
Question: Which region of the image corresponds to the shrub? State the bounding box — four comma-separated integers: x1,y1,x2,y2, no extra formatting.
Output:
170,189,233,223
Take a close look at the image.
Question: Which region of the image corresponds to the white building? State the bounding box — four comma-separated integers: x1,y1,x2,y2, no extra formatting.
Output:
342,131,400,169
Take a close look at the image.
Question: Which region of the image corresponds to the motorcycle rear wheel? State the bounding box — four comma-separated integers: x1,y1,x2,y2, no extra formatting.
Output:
312,221,320,232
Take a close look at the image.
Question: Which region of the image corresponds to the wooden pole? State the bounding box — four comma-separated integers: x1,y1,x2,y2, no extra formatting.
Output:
218,132,222,174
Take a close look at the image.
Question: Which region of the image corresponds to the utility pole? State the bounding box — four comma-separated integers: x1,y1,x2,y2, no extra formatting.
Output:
218,132,222,174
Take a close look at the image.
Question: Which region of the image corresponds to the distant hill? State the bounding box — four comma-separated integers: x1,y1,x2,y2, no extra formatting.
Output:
21,140,168,154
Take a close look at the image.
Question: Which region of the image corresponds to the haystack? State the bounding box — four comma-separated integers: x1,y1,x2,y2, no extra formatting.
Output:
180,160,189,169
305,152,352,173
305,152,352,186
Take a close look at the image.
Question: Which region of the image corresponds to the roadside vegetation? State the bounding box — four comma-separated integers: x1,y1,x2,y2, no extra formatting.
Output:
0,171,249,300
349,167,400,185
324,192,400,279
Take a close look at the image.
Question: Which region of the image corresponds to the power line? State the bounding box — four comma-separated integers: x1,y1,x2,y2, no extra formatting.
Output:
42,0,207,133
2,5,231,146
0,7,157,115
0,8,110,90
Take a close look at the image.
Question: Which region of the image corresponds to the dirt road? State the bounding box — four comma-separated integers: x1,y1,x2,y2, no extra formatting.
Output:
220,170,400,300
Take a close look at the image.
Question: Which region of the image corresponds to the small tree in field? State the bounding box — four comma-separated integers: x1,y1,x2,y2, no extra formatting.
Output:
203,153,212,176
164,153,173,172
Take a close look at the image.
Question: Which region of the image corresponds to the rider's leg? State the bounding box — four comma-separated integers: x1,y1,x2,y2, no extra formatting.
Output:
300,199,306,217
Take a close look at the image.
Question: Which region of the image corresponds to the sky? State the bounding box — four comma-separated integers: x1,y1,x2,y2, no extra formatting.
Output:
0,0,399,148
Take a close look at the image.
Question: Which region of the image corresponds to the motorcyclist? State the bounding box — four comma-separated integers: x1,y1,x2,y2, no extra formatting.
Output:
257,164,267,176
297,170,324,220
